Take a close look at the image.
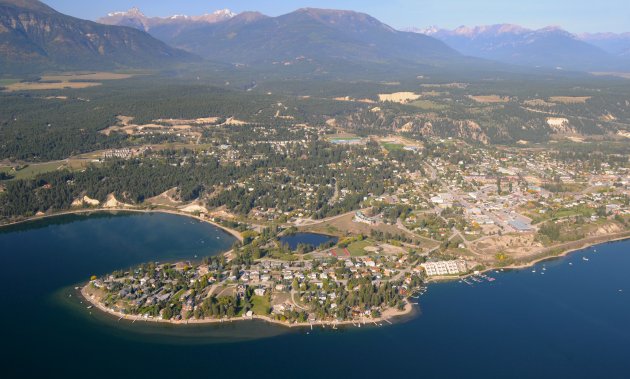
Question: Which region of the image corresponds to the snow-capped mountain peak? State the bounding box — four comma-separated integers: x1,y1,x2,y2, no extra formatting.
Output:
213,9,237,18
107,7,146,18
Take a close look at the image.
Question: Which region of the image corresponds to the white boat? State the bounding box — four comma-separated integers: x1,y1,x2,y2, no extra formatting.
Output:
582,257,589,261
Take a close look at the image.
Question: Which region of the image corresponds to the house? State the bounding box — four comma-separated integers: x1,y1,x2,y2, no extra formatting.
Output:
236,285,247,298
254,288,266,296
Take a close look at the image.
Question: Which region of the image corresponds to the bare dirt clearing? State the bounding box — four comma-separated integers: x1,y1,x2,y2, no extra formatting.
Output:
549,96,591,104
2,72,133,92
469,95,510,103
378,92,421,103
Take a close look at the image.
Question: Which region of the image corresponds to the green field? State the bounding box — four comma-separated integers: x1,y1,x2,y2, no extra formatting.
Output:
346,239,372,256
382,142,404,152
0,79,20,87
0,160,91,181
407,100,447,110
251,295,271,315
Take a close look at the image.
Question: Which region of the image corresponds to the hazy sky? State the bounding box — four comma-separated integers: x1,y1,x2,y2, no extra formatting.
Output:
43,0,630,33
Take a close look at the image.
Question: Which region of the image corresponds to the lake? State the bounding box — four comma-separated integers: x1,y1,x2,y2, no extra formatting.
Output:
279,232,338,250
1,213,629,378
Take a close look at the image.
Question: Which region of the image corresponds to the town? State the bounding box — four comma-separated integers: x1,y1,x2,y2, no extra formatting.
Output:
81,128,630,325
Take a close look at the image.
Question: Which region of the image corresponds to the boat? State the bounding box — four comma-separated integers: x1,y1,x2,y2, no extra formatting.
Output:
583,257,589,261
532,270,536,273
569,262,573,266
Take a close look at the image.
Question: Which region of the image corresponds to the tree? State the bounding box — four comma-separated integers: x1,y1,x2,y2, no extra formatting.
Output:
162,306,173,320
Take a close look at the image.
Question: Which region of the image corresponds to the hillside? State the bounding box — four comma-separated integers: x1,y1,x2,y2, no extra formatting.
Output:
0,0,197,73
580,32,630,58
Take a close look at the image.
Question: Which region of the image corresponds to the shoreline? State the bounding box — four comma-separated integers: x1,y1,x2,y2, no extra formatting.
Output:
80,286,415,329
497,231,630,272
426,232,630,284
7,208,630,329
80,232,630,329
0,207,244,242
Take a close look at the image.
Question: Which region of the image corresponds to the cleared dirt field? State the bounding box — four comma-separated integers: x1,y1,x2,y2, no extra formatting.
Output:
4,81,101,91
378,92,421,103
42,72,133,81
300,213,420,242
469,95,510,103
145,188,181,207
2,72,133,92
523,99,556,107
549,96,591,104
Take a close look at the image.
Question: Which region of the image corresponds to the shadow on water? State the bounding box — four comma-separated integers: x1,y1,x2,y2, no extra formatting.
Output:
52,287,293,345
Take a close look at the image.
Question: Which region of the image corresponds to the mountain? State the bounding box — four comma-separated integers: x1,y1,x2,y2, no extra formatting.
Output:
0,0,197,73
580,32,630,58
97,7,237,43
412,24,626,71
99,7,237,31
135,7,461,70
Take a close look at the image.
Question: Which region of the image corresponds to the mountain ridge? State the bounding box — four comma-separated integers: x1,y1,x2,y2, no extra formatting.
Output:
408,23,628,71
101,7,461,69
98,7,238,32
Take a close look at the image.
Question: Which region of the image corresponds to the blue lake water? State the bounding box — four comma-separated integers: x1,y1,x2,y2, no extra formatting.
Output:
1,213,629,378
279,232,338,250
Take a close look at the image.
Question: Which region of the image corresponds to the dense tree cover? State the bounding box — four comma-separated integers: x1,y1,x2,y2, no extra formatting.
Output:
0,135,419,222
3,70,628,160
538,221,562,241
0,77,290,160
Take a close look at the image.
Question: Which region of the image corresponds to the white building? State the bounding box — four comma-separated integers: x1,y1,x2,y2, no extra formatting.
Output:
421,260,467,276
